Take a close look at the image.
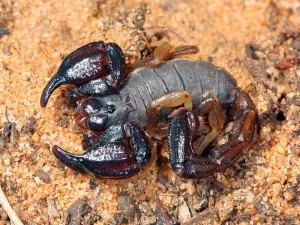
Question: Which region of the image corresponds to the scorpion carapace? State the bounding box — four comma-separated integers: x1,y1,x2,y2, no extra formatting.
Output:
40,41,256,179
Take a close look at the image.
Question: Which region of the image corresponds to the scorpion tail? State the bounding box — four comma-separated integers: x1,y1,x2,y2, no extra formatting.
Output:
40,72,66,107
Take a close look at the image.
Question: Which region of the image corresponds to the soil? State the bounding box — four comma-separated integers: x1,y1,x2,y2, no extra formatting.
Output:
0,0,299,224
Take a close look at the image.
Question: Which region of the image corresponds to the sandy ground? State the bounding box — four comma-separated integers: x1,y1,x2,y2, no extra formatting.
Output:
0,0,300,224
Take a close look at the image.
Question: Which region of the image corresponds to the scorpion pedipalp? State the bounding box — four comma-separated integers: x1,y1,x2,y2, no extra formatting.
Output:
40,41,125,107
53,143,141,178
53,122,151,178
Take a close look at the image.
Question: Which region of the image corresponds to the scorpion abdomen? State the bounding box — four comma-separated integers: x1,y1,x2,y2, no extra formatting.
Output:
122,59,238,126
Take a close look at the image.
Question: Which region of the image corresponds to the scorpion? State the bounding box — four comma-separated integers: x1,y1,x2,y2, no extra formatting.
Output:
40,40,256,179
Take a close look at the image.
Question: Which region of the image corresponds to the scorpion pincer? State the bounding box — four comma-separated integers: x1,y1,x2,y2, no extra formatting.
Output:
40,40,256,179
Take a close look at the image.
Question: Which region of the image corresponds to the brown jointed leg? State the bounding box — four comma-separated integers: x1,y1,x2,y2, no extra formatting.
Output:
127,40,199,71
209,90,256,172
192,98,225,155
146,90,192,136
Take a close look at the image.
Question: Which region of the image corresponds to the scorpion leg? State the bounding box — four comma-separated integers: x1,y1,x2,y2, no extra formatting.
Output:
52,121,151,179
167,92,256,178
128,41,199,71
168,111,218,178
209,90,256,172
146,90,192,136
167,45,200,59
193,98,224,155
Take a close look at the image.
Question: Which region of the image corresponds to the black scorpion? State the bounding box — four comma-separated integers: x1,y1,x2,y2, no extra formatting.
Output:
40,41,256,179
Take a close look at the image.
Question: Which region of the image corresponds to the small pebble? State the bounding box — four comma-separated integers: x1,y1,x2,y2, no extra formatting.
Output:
33,176,40,184
277,146,286,155
46,198,60,218
232,189,254,203
118,192,135,221
31,132,40,143
109,213,126,225
66,199,91,225
283,191,293,201
34,169,51,183
177,201,191,223
4,159,10,166
186,180,196,195
215,194,235,222
139,214,157,225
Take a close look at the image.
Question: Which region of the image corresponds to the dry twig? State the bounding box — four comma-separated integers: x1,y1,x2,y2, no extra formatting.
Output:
0,186,24,225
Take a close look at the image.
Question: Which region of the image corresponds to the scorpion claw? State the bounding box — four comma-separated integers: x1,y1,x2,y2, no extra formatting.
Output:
105,43,126,88
40,41,111,107
41,41,127,107
40,72,66,107
53,141,145,179
52,122,151,178
53,145,86,173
